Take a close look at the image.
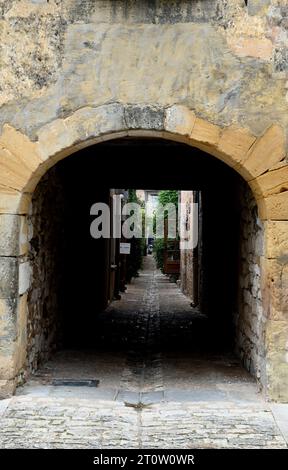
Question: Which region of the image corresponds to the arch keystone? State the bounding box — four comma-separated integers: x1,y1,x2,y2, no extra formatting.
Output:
124,104,164,130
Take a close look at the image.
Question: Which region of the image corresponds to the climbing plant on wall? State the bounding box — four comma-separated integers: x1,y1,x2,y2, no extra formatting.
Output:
125,189,145,282
153,190,179,272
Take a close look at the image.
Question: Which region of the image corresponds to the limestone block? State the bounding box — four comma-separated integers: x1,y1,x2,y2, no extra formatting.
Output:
36,118,78,162
0,187,20,214
217,126,256,170
255,197,267,220
0,379,16,399
0,355,16,381
248,0,271,16
18,262,32,296
190,118,221,150
66,103,125,138
14,294,27,375
0,215,21,257
266,320,288,401
0,125,41,173
128,129,164,139
0,258,18,299
266,221,288,259
37,103,125,161
250,164,288,200
0,305,17,380
0,147,31,192
164,105,196,136
19,217,29,256
0,214,27,256
244,125,286,180
264,190,288,220
228,37,273,60
124,105,164,130
0,125,42,192
0,187,31,215
0,298,17,349
265,259,288,321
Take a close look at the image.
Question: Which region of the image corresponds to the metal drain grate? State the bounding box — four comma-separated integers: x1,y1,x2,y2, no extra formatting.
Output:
52,379,99,387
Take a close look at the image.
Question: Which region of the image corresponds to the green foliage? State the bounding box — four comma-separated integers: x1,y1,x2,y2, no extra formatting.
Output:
127,189,139,204
153,238,165,271
126,237,146,282
153,190,179,272
158,190,179,207
126,189,145,282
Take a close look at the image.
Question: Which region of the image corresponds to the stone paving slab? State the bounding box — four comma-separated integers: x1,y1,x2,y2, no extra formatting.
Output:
270,404,288,444
1,257,287,449
0,395,286,449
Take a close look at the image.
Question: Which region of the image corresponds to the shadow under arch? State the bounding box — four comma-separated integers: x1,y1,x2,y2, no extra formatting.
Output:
0,104,287,400
26,136,261,378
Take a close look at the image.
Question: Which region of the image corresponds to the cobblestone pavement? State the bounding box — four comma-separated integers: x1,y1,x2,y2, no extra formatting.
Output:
0,257,287,449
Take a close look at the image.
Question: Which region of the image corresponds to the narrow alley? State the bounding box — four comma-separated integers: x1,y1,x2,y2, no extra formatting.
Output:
0,257,286,449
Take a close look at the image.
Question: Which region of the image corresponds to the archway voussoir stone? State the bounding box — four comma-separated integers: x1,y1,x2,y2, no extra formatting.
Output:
0,125,41,172
37,103,126,162
244,124,286,181
0,150,33,193
65,103,126,140
124,104,165,130
127,129,165,139
250,165,288,200
164,105,196,137
0,126,42,196
37,118,81,162
189,117,221,153
217,127,257,172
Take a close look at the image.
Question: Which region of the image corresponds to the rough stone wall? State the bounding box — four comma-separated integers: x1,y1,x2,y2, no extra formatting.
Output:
181,250,194,297
0,0,287,145
180,190,203,308
25,167,65,376
235,182,265,386
180,191,197,305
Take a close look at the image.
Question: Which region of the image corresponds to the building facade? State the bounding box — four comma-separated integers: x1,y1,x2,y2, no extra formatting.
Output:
0,1,288,401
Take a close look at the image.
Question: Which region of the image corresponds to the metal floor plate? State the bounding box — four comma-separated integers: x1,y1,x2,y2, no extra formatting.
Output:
51,379,99,387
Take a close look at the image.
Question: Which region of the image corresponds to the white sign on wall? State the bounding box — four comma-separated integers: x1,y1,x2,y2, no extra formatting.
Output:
120,243,131,255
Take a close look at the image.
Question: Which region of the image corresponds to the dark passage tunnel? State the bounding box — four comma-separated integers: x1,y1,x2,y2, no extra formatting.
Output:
26,138,262,379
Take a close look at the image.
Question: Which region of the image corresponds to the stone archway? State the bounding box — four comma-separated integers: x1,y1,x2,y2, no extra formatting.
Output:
0,103,287,401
